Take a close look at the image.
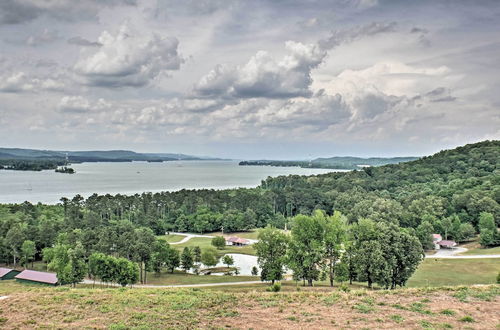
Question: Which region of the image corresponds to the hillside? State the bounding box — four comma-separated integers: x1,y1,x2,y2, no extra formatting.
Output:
0,147,221,164
240,155,418,169
0,282,498,329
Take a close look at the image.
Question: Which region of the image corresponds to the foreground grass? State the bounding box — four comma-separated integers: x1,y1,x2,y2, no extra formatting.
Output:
0,281,498,329
408,258,500,287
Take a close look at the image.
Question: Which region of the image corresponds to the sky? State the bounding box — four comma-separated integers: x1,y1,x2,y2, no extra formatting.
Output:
0,0,499,159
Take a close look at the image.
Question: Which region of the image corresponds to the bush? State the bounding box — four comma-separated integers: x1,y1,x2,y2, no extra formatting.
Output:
266,282,281,292
497,271,500,284
459,316,475,323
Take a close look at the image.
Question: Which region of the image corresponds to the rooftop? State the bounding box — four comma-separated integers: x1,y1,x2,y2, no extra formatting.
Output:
15,270,58,284
0,267,14,278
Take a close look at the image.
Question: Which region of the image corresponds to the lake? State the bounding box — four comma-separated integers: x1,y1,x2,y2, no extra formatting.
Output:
0,161,341,204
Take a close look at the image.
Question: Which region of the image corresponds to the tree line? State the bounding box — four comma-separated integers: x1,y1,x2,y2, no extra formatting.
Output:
0,140,498,277
255,210,424,289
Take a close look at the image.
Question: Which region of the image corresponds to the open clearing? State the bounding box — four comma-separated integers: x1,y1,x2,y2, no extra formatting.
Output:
0,282,498,329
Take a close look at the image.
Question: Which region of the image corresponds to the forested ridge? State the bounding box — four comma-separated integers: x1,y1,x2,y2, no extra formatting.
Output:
0,140,498,273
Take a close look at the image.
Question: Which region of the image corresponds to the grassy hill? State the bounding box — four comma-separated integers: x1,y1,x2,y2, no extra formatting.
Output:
0,282,497,329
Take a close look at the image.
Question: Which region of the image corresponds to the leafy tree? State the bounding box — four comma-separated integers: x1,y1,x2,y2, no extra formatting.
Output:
20,240,36,268
254,226,289,284
201,246,219,267
211,236,226,250
222,254,234,268
5,224,26,266
416,221,434,250
192,246,202,264
479,212,496,232
323,211,347,286
251,266,259,276
165,247,180,273
181,247,193,272
114,257,139,287
132,227,156,284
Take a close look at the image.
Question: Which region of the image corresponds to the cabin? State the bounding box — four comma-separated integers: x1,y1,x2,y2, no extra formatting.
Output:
438,240,457,249
15,270,58,286
0,267,21,280
432,233,443,249
225,236,250,246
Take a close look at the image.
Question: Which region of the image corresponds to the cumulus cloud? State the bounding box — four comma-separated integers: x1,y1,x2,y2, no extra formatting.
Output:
74,23,183,87
0,72,65,93
194,41,326,98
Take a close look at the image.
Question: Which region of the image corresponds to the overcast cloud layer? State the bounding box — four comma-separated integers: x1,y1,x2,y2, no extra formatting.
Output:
1,0,499,158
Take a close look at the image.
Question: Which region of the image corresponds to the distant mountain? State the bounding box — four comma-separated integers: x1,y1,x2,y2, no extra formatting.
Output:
0,147,222,163
239,156,419,170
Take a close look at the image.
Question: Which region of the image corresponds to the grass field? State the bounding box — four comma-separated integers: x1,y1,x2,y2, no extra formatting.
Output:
210,229,261,240
407,258,500,287
462,246,500,255
157,234,185,243
0,281,498,329
173,237,257,256
144,270,255,285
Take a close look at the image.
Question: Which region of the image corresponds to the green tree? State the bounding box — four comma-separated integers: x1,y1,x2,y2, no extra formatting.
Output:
5,224,26,266
323,211,347,287
165,247,180,273
201,246,219,267
254,226,289,284
211,236,226,250
416,221,434,250
20,240,36,268
114,257,139,287
251,266,259,276
479,212,496,232
181,247,193,272
222,254,234,268
192,246,202,264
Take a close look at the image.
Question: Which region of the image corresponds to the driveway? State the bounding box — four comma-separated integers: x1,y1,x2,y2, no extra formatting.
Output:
81,279,261,288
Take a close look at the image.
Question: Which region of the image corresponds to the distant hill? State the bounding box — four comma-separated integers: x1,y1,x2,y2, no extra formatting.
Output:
0,147,222,163
239,156,419,169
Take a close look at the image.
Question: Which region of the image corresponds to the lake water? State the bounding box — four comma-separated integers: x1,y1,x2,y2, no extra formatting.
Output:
0,161,339,204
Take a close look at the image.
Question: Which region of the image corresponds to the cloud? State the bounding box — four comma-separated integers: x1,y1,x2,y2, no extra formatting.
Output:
26,29,59,46
318,21,397,50
194,41,326,98
0,72,65,93
74,23,183,88
0,0,136,25
57,96,111,113
67,36,102,47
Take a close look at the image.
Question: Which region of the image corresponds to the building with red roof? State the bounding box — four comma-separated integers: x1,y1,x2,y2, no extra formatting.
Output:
15,270,58,286
0,267,20,280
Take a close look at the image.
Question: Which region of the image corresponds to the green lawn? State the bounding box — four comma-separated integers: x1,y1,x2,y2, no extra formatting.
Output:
461,246,500,255
143,270,256,285
407,258,500,287
210,229,261,240
173,237,257,256
157,234,185,243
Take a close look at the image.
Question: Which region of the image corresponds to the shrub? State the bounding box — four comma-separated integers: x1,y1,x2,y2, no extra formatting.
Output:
266,282,282,292
497,271,500,284
440,309,456,316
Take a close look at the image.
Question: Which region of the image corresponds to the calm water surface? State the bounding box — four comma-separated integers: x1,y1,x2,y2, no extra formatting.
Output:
0,161,341,204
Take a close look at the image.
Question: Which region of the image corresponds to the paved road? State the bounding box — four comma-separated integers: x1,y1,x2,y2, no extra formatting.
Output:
167,232,215,245
82,279,262,288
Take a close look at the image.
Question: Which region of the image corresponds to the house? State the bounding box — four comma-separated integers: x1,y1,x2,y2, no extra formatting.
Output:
438,240,457,249
15,270,58,286
0,267,20,280
225,236,250,246
432,234,443,249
